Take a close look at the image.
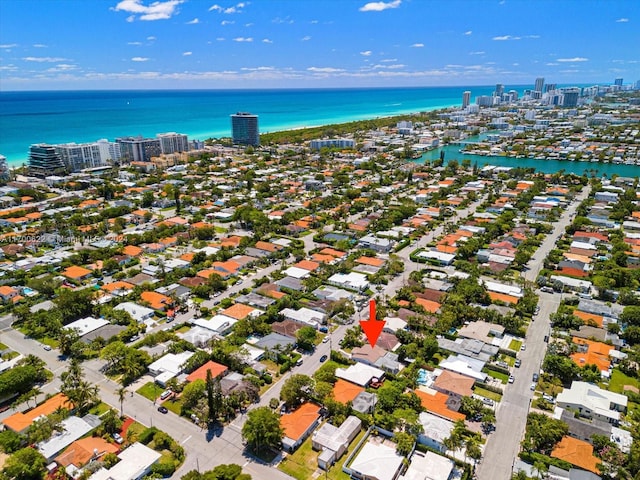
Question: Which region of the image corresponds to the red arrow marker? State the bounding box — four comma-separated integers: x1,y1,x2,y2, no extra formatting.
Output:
360,299,386,348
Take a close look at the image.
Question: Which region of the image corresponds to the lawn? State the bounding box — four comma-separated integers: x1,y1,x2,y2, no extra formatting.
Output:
162,396,183,415
137,382,163,402
0,342,8,350
473,386,502,402
175,325,190,334
500,355,515,367
89,402,112,416
484,368,509,384
278,435,317,480
508,339,522,351
607,369,640,394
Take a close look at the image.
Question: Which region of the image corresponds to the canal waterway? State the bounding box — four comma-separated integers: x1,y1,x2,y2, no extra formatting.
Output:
415,134,640,178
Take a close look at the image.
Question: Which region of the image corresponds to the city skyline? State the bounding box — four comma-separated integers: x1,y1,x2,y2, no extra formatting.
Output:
0,0,638,91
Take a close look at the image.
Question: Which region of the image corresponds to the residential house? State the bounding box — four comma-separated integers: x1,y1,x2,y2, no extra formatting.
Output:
281,403,321,452
89,442,161,480
313,416,362,470
3,393,73,433
348,437,404,480
551,436,601,474
416,412,454,454
556,381,627,425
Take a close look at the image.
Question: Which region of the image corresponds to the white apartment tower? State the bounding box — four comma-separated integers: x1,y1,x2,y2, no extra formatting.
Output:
96,139,122,164
535,77,545,92
54,142,105,172
462,91,471,109
157,132,189,154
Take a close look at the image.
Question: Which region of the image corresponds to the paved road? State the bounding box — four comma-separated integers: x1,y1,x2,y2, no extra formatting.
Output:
477,184,591,480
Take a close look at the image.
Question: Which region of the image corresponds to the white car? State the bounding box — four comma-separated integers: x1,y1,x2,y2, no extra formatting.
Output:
322,336,330,343
520,344,526,351
530,383,536,391
43,345,52,351
508,375,515,384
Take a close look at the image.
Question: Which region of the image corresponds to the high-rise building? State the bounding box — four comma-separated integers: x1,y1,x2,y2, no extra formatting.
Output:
494,84,504,98
476,95,494,107
535,77,545,92
116,136,161,162
561,87,580,108
231,112,260,146
0,155,8,180
544,84,557,93
96,139,122,164
614,78,623,87
28,144,66,177
54,142,104,172
462,91,471,109
157,132,189,154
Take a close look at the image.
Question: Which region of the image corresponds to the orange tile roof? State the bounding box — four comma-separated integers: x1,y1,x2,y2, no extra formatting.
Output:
319,248,346,258
415,390,465,422
280,403,320,441
294,260,320,271
220,236,243,248
570,337,611,371
0,286,17,296
312,254,335,264
551,436,600,473
574,310,604,327
180,252,195,262
101,281,134,293
436,244,458,254
140,291,172,310
56,437,119,468
255,241,281,253
488,291,520,305
186,360,228,383
356,256,385,267
415,298,441,313
332,379,365,404
123,245,143,257
221,303,255,320
63,265,93,280
3,393,73,432
264,289,287,299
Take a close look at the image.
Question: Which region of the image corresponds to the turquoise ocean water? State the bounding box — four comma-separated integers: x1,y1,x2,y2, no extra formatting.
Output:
0,85,511,166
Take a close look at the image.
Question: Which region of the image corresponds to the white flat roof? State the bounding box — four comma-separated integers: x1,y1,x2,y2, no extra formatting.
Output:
37,416,94,460
89,442,161,480
65,317,110,337
193,315,237,333
401,451,454,480
336,363,384,387
282,266,310,279
350,441,403,480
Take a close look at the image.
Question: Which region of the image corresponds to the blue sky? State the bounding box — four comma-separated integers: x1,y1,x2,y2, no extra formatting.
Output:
0,0,638,90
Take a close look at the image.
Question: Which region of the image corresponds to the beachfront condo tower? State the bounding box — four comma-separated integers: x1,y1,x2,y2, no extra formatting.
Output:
462,91,471,109
28,144,66,177
535,77,545,92
231,112,260,146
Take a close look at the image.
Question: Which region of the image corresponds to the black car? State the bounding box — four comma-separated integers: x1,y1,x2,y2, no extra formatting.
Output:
319,355,328,363
157,406,168,414
532,373,539,382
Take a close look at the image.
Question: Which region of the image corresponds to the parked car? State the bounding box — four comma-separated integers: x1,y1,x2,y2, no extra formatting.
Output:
322,336,330,343
520,344,526,351
295,359,303,367
530,383,536,391
319,355,328,363
43,344,52,351
541,286,554,293
514,359,521,368
508,375,515,384
482,398,494,406
157,406,168,414
112,433,124,444
160,390,173,400
532,373,539,382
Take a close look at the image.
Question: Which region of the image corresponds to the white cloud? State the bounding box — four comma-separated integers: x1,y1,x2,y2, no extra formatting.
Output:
183,51,192,56
33,44,48,48
492,35,520,41
557,57,588,62
469,51,485,55
360,51,372,56
233,37,253,42
262,38,273,44
209,4,222,11
411,43,424,48
221,20,234,25
545,62,559,66
210,2,246,13
307,67,345,73
464,30,472,35
526,35,540,39
245,22,253,27
241,66,275,71
0,44,18,49
113,0,183,21
22,56,68,62
301,36,311,41
371,63,405,69
126,15,135,22
380,58,397,62
272,16,294,24
128,41,143,45
131,56,149,62
216,37,225,41
186,18,199,24
359,0,401,12
147,36,156,41
616,18,629,22
46,64,78,72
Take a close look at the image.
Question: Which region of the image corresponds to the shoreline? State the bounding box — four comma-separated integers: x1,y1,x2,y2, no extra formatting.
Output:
2,102,457,168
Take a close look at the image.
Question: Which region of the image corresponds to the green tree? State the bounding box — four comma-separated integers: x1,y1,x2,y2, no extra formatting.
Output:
295,326,318,351
206,369,223,423
241,407,283,453
393,431,414,456
522,412,568,455
280,374,314,407
181,379,206,412
116,386,128,418
0,447,47,480
60,359,99,414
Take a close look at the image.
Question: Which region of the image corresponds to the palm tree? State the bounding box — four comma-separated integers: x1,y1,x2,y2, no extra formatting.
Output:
532,460,548,480
116,386,128,418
